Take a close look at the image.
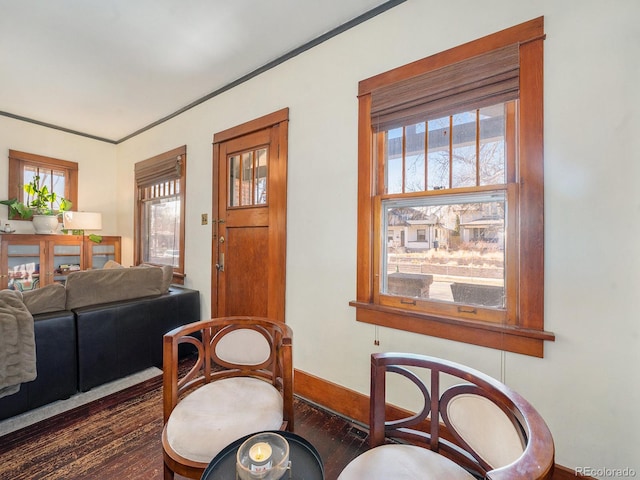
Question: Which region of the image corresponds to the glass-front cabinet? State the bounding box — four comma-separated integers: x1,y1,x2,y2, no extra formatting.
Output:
2,238,43,291
51,239,83,285
84,236,121,269
0,234,121,290
0,234,83,290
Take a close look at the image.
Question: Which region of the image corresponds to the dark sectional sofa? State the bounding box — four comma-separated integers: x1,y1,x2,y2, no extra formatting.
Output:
0,265,200,421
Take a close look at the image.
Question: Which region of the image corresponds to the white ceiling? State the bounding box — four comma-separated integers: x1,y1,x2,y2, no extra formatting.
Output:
0,0,400,143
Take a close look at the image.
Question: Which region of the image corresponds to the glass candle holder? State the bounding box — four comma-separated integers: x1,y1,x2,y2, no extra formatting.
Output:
236,432,290,480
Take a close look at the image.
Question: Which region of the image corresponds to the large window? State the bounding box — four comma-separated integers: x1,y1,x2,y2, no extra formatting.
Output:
351,18,554,357
134,146,186,283
8,150,78,217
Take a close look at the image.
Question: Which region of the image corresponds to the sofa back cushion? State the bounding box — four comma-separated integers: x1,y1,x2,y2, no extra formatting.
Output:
103,260,172,293
139,264,173,293
22,283,67,315
65,267,163,310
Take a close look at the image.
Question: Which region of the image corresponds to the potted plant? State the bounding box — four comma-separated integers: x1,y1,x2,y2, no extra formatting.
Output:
1,175,72,234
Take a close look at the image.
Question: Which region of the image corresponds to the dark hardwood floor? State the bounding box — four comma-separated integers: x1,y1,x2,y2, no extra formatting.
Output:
0,373,370,480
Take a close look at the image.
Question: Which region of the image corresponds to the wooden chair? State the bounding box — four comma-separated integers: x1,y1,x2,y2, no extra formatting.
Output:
338,352,554,480
161,316,293,479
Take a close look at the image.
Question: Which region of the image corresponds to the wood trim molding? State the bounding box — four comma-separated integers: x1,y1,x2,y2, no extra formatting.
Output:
8,149,79,215
294,368,590,480
295,369,369,425
210,109,289,321
212,108,289,144
351,301,552,357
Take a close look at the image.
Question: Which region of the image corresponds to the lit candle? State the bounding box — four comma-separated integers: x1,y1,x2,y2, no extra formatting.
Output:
249,441,273,472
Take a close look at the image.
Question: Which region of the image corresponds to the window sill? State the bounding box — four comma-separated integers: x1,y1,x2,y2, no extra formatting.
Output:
349,301,555,357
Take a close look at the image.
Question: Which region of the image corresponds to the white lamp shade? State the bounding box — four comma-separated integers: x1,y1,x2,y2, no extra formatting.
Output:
63,211,103,230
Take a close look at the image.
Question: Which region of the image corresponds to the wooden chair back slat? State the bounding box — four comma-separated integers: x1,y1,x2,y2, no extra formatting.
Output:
368,352,554,480
162,316,294,479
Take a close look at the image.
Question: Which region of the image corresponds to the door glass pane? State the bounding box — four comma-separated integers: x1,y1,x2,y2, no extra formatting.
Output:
241,151,253,206
229,155,240,207
255,148,268,205
54,244,81,283
7,244,40,291
7,244,39,255
53,245,80,255
91,244,116,269
230,149,268,207
382,191,506,309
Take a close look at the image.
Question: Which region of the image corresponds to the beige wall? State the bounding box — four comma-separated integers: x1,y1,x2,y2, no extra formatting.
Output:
2,0,638,476
0,117,117,234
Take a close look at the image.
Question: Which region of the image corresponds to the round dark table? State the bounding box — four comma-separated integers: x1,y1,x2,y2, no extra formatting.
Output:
201,430,324,480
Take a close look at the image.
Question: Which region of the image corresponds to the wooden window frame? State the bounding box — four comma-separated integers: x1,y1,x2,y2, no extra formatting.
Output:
8,150,78,218
134,146,186,284
350,17,555,357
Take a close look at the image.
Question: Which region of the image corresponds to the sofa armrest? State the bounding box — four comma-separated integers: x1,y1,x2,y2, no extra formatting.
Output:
0,311,77,420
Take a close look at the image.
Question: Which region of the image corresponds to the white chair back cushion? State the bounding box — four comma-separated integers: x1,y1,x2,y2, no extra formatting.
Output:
446,393,524,468
165,377,283,463
337,444,475,480
215,328,272,365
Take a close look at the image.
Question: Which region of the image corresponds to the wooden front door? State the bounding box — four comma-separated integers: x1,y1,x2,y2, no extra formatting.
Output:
211,108,288,321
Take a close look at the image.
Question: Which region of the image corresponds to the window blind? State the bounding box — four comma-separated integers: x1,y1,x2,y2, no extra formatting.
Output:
371,44,519,131
135,151,184,188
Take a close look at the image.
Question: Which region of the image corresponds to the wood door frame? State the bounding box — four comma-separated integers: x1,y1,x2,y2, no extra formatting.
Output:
211,108,289,321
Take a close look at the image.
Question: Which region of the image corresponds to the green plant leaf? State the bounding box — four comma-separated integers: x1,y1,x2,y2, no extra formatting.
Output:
2,175,71,218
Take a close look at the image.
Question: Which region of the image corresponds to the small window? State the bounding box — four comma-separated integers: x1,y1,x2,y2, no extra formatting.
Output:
351,18,554,357
134,146,186,283
8,150,78,217
228,147,268,207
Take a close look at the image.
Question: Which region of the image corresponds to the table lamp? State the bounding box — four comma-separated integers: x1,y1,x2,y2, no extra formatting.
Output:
62,211,103,240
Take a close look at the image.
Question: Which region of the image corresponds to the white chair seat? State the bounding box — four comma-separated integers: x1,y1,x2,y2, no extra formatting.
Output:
337,444,476,480
165,377,283,464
